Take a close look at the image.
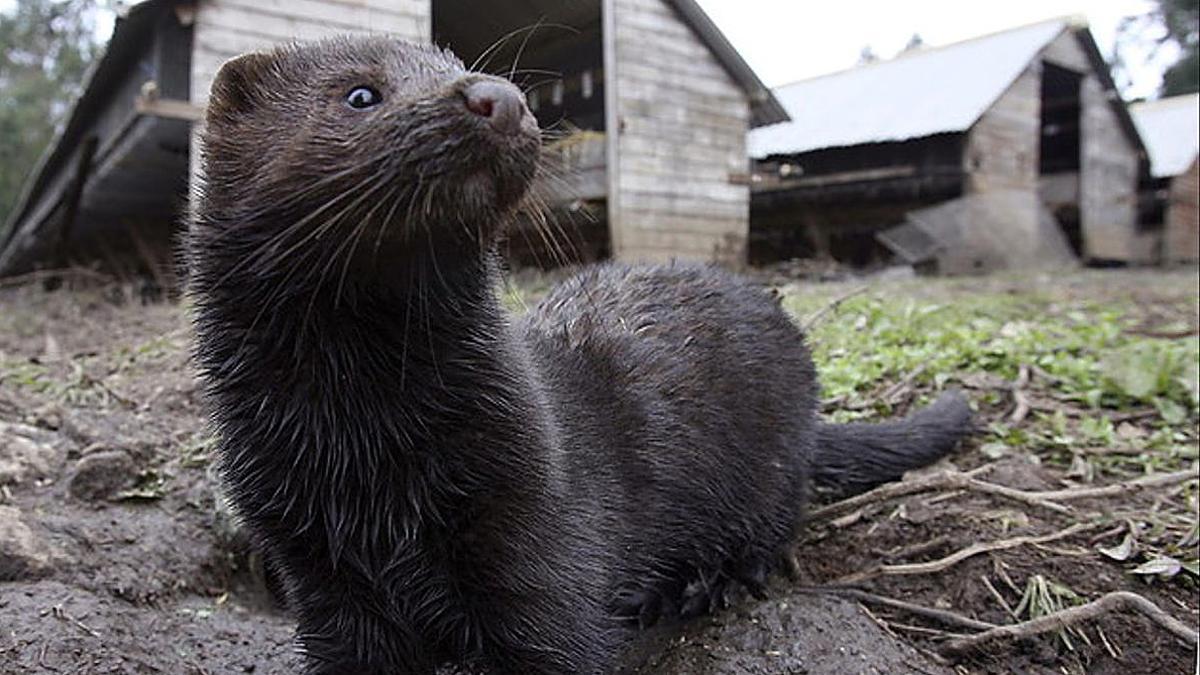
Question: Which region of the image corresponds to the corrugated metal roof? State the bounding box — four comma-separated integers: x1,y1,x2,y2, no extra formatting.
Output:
1130,93,1200,179
748,19,1069,159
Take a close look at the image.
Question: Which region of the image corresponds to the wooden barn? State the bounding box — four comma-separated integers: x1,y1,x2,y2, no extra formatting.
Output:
1130,93,1200,265
0,0,785,278
748,18,1150,273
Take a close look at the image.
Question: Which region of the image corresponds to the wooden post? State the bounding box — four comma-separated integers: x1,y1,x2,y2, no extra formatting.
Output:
601,0,622,259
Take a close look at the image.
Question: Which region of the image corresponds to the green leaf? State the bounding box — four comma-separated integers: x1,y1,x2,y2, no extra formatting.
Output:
1104,346,1161,400
1097,533,1136,562
1130,556,1183,578
1156,397,1188,425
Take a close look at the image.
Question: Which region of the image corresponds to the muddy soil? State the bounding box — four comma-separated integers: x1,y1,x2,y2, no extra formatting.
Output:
1,270,1197,674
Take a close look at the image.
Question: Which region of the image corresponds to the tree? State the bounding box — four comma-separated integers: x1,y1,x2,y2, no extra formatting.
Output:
902,33,925,54
857,46,879,65
1158,0,1199,95
0,0,108,232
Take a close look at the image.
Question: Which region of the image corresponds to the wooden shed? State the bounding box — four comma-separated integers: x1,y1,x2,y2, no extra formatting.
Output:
1130,94,1200,265
748,19,1149,273
0,0,785,278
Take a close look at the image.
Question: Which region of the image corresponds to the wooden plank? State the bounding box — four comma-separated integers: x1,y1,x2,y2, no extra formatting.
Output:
602,0,622,256
197,1,423,42
608,0,750,264
136,95,205,122
1079,73,1139,260
1038,31,1090,71
215,0,427,27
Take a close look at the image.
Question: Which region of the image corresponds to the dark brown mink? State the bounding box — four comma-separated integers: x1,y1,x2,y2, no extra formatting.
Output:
186,35,974,675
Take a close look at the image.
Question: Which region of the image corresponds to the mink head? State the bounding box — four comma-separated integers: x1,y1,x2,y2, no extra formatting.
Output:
192,35,541,286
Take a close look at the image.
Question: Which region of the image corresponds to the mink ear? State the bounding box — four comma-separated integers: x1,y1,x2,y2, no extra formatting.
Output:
208,51,275,120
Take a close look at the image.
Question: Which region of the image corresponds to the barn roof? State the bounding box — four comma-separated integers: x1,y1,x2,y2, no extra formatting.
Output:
0,0,174,261
749,18,1135,159
1130,93,1200,179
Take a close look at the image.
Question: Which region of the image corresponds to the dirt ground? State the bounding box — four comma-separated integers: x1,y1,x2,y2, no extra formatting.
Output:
0,267,1196,674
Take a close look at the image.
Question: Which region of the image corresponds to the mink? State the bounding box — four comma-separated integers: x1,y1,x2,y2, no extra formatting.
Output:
186,35,973,675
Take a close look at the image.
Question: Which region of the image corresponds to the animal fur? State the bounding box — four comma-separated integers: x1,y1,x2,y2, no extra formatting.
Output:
187,36,973,675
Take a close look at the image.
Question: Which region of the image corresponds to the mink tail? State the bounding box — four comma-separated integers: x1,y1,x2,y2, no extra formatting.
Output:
812,390,975,495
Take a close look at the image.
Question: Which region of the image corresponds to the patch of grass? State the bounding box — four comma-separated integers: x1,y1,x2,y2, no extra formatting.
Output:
1015,574,1089,650
781,286,1198,474
0,359,52,393
115,468,170,502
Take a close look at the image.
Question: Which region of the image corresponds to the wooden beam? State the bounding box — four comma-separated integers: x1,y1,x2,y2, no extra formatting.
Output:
54,136,99,269
754,165,919,192
135,94,205,123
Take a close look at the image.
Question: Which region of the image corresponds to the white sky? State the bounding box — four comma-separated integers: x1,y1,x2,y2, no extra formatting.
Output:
694,0,1175,99
1,0,1178,99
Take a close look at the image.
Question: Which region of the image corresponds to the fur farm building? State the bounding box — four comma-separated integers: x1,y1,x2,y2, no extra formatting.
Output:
0,0,785,279
748,19,1151,274
1130,93,1200,265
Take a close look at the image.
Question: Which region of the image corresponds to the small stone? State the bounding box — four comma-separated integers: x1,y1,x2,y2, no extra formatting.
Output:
0,505,51,580
0,421,62,486
68,450,136,501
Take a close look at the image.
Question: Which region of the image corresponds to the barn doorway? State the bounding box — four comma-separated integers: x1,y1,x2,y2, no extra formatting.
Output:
1038,62,1084,256
433,1,609,267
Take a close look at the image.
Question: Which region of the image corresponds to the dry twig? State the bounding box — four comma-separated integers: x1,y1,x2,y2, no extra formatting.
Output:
809,467,991,523
1009,364,1031,423
811,467,1199,524
0,267,114,290
797,587,997,632
801,286,870,331
940,591,1198,656
834,523,1097,585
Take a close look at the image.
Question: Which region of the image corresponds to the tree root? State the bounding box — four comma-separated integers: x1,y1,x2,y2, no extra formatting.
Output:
834,522,1098,585
940,591,1199,656
798,586,997,632
810,467,1200,524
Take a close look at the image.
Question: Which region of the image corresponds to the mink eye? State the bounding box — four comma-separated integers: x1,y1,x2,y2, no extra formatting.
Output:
346,86,381,109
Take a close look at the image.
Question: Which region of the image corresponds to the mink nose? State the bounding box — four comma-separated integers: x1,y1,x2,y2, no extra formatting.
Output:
463,80,532,136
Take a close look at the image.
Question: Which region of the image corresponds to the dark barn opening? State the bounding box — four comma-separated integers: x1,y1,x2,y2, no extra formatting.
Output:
1038,62,1084,255
433,1,609,268
749,134,965,266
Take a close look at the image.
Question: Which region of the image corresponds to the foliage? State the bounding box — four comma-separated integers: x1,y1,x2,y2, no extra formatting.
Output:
782,277,1199,477
1113,0,1199,97
0,0,109,231
1158,0,1200,95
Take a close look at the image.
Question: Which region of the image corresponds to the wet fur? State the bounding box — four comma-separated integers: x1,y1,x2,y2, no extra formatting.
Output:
187,36,973,674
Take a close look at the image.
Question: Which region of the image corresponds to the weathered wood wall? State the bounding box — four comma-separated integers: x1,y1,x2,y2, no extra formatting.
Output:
607,0,751,265
187,0,431,217
963,30,1143,263
1166,157,1199,263
1040,31,1144,262
963,62,1042,256
189,0,429,107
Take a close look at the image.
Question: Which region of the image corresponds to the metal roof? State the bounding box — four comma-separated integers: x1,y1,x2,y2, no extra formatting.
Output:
1130,93,1200,179
749,18,1131,159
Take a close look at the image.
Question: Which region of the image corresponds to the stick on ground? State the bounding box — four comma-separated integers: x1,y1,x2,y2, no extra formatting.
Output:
798,586,997,632
834,523,1097,585
940,591,1198,656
